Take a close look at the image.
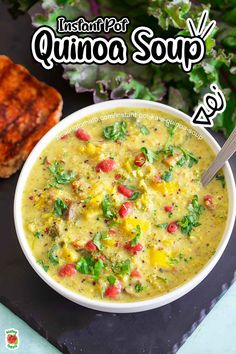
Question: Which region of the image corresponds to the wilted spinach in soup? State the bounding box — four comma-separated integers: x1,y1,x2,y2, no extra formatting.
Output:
22,107,228,302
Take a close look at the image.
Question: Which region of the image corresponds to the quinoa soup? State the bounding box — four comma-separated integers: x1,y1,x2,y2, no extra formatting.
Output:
22,107,228,302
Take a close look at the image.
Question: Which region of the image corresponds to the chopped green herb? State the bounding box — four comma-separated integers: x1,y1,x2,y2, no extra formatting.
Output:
134,283,144,292
131,225,141,246
161,169,172,182
76,256,93,274
178,195,204,236
177,148,199,168
103,121,127,141
216,174,225,188
48,244,59,265
140,147,158,163
34,231,42,239
156,223,168,229
169,253,193,265
93,231,108,251
93,259,105,281
157,275,167,283
41,156,47,165
81,196,92,204
140,125,150,135
101,195,117,219
157,144,174,158
112,259,131,275
37,259,49,272
107,275,116,285
164,144,174,156
108,220,122,227
165,121,176,137
129,191,140,201
54,198,68,217
76,256,104,280
48,161,75,185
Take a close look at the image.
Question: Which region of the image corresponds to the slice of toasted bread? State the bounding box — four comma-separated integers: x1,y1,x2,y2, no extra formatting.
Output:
0,55,63,178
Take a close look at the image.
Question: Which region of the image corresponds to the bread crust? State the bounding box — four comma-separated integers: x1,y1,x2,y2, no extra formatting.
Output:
0,55,63,178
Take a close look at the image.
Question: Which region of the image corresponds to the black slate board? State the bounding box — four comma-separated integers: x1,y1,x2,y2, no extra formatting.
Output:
1,3,236,354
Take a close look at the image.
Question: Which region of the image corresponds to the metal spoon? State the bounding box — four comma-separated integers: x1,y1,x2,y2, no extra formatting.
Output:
201,126,236,187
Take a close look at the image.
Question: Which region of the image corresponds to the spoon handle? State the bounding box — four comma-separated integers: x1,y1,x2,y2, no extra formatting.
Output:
201,126,236,187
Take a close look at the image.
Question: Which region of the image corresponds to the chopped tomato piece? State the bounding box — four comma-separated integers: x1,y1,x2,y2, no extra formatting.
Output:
59,264,76,277
75,128,91,141
204,195,213,203
130,269,142,278
44,157,51,166
105,283,122,298
96,159,116,172
117,184,133,198
167,222,178,234
125,242,143,255
60,133,69,140
134,153,146,167
115,174,121,180
164,205,174,212
85,240,97,252
119,202,133,218
204,195,214,209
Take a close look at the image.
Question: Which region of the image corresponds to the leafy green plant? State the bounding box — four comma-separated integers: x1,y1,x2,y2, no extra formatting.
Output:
7,0,236,137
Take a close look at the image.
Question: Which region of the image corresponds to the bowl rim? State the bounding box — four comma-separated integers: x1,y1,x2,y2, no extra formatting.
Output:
14,99,236,313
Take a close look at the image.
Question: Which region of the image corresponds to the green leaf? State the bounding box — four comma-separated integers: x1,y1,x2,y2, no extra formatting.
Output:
81,196,92,204
103,121,127,141
129,191,140,201
161,169,173,182
34,231,42,239
48,161,75,185
156,223,168,229
134,283,144,293
76,256,104,280
178,195,203,236
165,145,174,156
140,125,150,135
131,225,141,246
112,259,131,275
101,195,117,220
48,244,59,265
54,198,68,217
177,148,199,168
147,0,191,30
93,259,104,281
140,147,158,163
93,231,108,251
76,256,93,274
165,121,176,137
107,275,116,285
37,259,49,272
216,174,226,188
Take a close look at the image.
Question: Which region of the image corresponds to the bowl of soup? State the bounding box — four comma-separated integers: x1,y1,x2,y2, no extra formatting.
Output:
14,99,236,312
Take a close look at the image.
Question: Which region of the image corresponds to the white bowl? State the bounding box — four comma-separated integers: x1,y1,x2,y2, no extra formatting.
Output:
14,99,236,313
